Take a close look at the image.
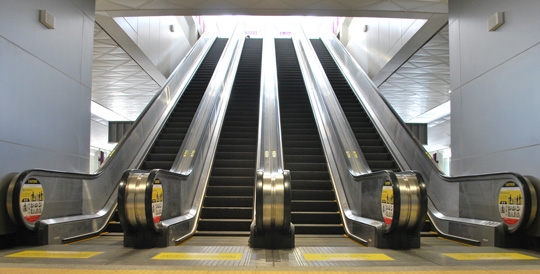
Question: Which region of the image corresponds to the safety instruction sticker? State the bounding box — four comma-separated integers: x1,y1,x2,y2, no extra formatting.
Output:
381,181,394,225
443,253,538,260
498,181,523,226
303,253,393,261
152,179,163,223
5,251,102,259
20,178,44,223
152,253,243,260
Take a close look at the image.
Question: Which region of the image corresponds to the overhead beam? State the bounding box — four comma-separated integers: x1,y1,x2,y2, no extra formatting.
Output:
100,9,444,19
371,14,448,87
95,14,167,87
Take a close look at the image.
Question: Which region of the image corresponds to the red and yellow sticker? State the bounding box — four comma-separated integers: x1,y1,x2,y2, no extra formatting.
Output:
20,179,44,223
381,181,394,225
152,179,163,223
498,182,523,226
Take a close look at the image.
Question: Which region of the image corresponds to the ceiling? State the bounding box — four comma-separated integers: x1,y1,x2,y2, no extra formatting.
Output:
90,2,451,151
379,25,450,122
96,0,448,17
92,23,161,121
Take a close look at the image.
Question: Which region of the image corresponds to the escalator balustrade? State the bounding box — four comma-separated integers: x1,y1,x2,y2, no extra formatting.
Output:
310,39,399,172
140,39,229,170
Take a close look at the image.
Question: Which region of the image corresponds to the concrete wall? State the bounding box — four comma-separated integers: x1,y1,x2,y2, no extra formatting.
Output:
115,16,197,78
450,0,540,179
341,17,426,79
0,0,95,234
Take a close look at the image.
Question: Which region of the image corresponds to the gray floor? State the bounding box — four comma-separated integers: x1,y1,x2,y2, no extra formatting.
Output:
1,234,540,272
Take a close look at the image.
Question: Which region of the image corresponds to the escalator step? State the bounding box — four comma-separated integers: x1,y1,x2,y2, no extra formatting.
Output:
212,159,256,168
290,171,330,180
145,154,177,161
195,231,250,236
216,145,257,153
197,219,251,231
292,190,335,200
292,200,339,212
204,196,254,207
294,224,344,234
292,212,341,224
208,176,254,186
291,180,333,190
142,161,174,169
286,163,328,171
201,207,252,219
206,186,253,196
210,168,255,177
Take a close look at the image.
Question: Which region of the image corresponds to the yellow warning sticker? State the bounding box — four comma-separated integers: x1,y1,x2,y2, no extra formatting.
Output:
346,151,351,158
5,251,102,259
153,253,243,260
265,151,269,158
381,181,394,225
303,253,393,261
443,253,538,260
20,179,44,223
152,183,163,223
498,181,523,226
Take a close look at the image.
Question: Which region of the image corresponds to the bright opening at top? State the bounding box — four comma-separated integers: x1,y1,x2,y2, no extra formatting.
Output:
200,16,342,38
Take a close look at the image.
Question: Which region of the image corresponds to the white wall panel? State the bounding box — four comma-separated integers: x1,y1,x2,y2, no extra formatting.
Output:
0,0,93,175
458,44,540,156
343,17,425,78
0,36,89,158
0,0,91,84
81,14,95,89
453,0,540,86
450,0,540,181
448,17,461,90
115,16,193,78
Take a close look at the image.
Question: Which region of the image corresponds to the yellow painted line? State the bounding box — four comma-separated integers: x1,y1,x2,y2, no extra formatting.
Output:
64,232,109,245
343,234,367,247
175,236,194,246
443,253,538,260
303,253,393,261
152,253,243,260
5,251,102,259
437,236,477,247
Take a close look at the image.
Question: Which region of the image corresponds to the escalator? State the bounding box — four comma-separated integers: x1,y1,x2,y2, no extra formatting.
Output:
107,39,228,234
310,39,399,172
309,36,540,247
140,38,228,170
275,39,343,235
197,38,263,236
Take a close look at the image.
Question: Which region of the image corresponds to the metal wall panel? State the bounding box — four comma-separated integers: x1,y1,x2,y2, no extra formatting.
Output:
0,0,94,183
452,0,540,86
450,0,540,183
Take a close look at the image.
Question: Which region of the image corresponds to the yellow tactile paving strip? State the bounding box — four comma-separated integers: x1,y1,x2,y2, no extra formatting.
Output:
1,269,540,274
